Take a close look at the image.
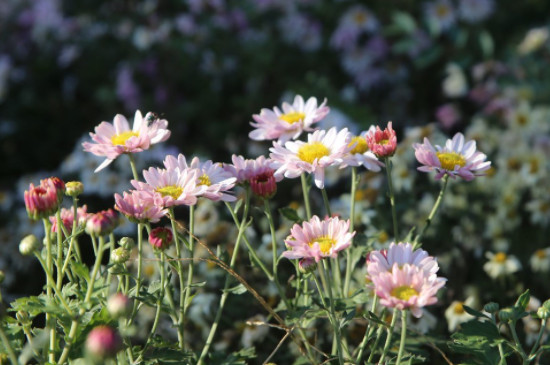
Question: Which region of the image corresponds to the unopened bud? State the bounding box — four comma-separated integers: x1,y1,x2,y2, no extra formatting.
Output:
107,293,132,319
149,227,173,250
20,234,40,256
119,237,135,250
85,326,122,360
484,302,499,314
499,308,514,322
111,247,130,264
537,306,550,320
65,181,84,197
298,258,316,274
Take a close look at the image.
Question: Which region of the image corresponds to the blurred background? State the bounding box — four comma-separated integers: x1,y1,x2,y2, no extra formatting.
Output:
1,0,550,358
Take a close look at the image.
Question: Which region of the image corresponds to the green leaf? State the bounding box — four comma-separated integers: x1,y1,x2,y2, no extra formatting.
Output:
515,290,530,312
479,30,494,57
463,305,490,319
279,207,302,223
392,11,417,34
449,320,503,365
224,283,247,295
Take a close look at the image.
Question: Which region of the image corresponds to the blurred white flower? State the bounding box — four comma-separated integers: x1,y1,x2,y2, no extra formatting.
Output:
483,252,521,279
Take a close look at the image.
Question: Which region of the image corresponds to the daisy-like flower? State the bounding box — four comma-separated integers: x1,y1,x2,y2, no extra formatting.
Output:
529,248,550,273
424,0,456,32
114,190,167,223
483,251,521,279
444,296,476,332
270,127,352,189
82,110,171,172
132,167,205,208
413,132,491,181
371,263,446,318
366,122,397,158
249,95,330,143
224,155,281,185
164,154,237,202
282,215,354,262
340,130,383,171
366,242,441,281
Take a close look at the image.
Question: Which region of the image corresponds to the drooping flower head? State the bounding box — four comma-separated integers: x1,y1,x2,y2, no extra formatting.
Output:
341,129,383,171
149,227,173,250
164,154,237,202
366,122,397,158
413,132,491,181
249,95,330,143
371,263,446,318
24,177,66,220
283,215,355,262
49,205,89,235
82,110,171,172
85,209,119,237
132,166,205,208
114,190,167,223
270,127,353,189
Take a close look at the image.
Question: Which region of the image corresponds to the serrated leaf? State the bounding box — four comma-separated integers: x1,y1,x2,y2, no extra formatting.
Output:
450,320,502,365
279,207,302,223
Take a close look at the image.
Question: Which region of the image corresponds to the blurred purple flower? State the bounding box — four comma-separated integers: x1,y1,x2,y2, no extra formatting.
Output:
435,103,461,130
424,0,456,32
116,66,140,111
458,0,495,24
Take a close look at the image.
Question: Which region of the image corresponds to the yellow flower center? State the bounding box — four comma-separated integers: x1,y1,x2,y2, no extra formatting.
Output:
198,174,211,186
349,136,369,154
111,131,139,146
516,114,529,126
436,4,450,17
536,249,547,259
391,285,419,301
379,138,390,145
280,112,305,124
378,231,389,243
156,185,183,199
453,302,465,314
297,142,330,164
436,152,466,170
494,252,507,263
353,12,367,25
310,235,336,255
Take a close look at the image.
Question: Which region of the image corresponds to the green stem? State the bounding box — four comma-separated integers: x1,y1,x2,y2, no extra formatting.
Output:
301,173,312,220
343,167,358,298
61,197,80,276
384,157,399,241
128,153,140,181
0,325,18,365
356,295,379,363
42,218,56,364
181,205,196,339
396,310,408,365
529,318,547,358
198,190,250,365
55,210,64,291
508,322,528,363
128,223,144,326
413,174,449,249
321,188,332,217
319,261,344,364
379,310,398,364
264,199,279,277
105,233,115,297
167,209,185,349
34,254,74,316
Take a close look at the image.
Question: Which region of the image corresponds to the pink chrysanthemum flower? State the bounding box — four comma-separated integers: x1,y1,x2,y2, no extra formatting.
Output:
224,155,281,185
24,177,65,220
371,263,446,318
82,110,171,172
164,154,237,202
133,167,205,208
249,95,330,143
340,130,383,171
85,209,119,236
366,242,441,281
366,121,397,158
149,227,173,250
413,132,491,181
283,215,355,262
49,205,89,234
270,127,352,189
114,190,167,223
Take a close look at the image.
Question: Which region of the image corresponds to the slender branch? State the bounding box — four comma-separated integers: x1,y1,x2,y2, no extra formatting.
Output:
384,157,399,241
413,174,449,249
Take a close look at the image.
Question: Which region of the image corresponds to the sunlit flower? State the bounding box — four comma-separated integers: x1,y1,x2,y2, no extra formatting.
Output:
24,177,65,220
149,227,173,250
82,110,171,172
413,132,491,181
164,154,237,202
224,155,278,185
250,169,278,199
132,166,205,207
283,215,354,262
270,127,353,189
340,130,383,171
49,205,88,234
85,209,118,237
530,247,550,273
444,296,476,332
114,190,167,223
518,27,549,55
483,251,521,279
366,122,397,158
371,263,446,318
249,95,330,143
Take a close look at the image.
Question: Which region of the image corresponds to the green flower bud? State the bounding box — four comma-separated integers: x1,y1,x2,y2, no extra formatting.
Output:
20,234,40,256
484,302,500,314
537,306,550,320
111,247,130,264
499,308,515,322
65,181,84,197
119,237,135,250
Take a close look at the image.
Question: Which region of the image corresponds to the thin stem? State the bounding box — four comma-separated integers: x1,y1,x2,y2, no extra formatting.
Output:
105,233,115,297
529,318,547,358
356,295,379,363
320,188,332,217
301,173,312,220
61,197,80,276
128,223,144,325
0,325,18,365
168,209,185,349
343,167,358,297
42,218,56,364
384,157,399,241
34,254,74,316
319,261,344,365
55,210,64,291
396,310,408,365
128,153,140,181
264,199,279,276
413,174,449,249
508,322,529,363
182,205,196,338
379,310,398,364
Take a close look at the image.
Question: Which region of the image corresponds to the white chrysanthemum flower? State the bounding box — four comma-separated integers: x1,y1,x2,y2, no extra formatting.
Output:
483,252,521,279
445,296,476,332
530,248,550,273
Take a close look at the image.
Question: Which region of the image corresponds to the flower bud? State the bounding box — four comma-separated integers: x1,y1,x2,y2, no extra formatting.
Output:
107,293,132,319
65,181,84,197
85,326,122,360
119,237,135,250
20,234,40,256
24,178,64,220
111,247,130,264
484,302,499,314
85,209,118,236
499,308,514,322
537,306,550,320
149,227,173,250
298,258,317,274
250,170,277,199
